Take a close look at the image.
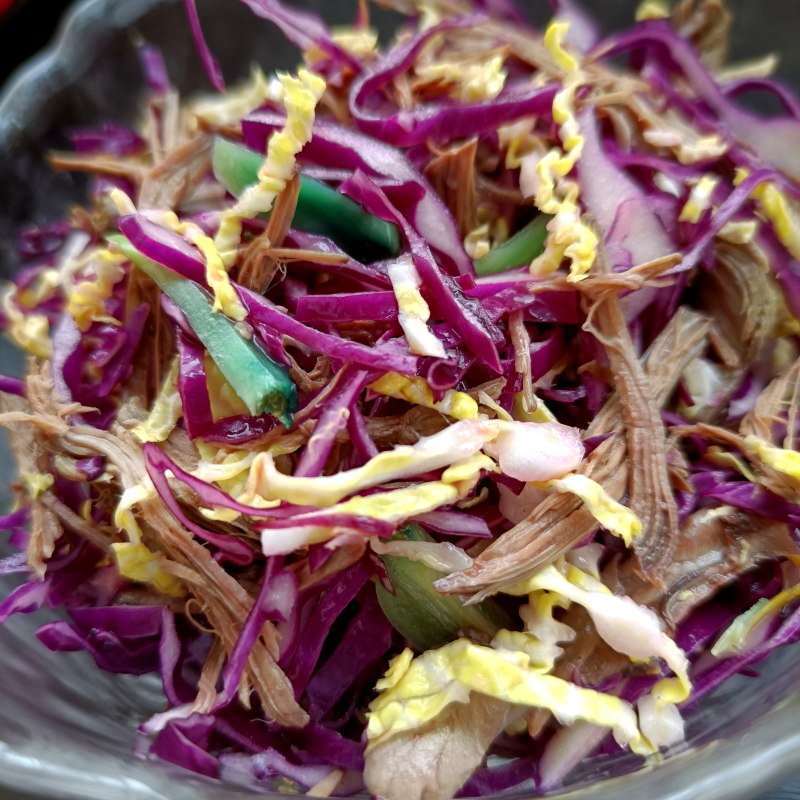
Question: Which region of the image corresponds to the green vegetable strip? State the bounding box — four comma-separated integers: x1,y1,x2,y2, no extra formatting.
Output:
212,137,401,262
474,215,550,276
375,524,512,651
110,234,297,428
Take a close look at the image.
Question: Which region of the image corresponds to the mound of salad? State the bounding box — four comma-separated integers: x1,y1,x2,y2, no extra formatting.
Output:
1,0,800,797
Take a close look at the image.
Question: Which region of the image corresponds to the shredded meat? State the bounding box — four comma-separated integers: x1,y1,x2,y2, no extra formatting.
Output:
239,172,301,292
143,90,184,165
658,510,798,623
436,307,711,599
138,134,213,211
39,492,112,553
367,406,449,447
47,151,146,185
1,382,62,576
527,508,798,738
509,310,535,413
701,241,783,369
0,394,306,727
121,268,175,407
285,350,333,396
672,0,732,68
193,640,227,713
583,253,679,582
741,357,800,447
424,139,480,237
64,423,308,726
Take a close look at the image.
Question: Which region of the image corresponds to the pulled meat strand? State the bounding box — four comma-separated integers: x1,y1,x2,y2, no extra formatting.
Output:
436,307,711,599
138,134,213,211
424,138,480,237
239,172,301,292
582,255,679,583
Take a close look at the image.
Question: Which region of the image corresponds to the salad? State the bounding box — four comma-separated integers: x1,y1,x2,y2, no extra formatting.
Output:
1,0,800,798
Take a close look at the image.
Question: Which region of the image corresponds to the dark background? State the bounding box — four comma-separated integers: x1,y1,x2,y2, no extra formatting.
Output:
0,1,799,799
4,0,800,86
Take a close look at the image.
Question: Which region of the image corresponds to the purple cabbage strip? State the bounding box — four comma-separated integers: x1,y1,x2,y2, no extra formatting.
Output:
578,106,674,267
284,231,391,290
411,510,492,538
144,442,394,539
152,713,219,779
18,221,71,262
477,0,531,25
553,0,600,54
596,21,800,182
92,306,150,398
0,508,29,531
280,558,372,697
212,561,297,713
722,77,800,121
176,331,214,438
305,588,392,722
52,305,150,420
692,471,800,529
239,286,422,375
176,327,282,445
295,291,397,324
340,171,502,371
143,444,255,565
243,114,474,276
691,602,800,702
158,607,187,706
220,749,332,791
675,170,775,275
458,756,537,798
603,141,700,181
256,510,395,540
137,44,171,96
294,368,373,478
119,215,207,284
50,312,82,405
755,225,800,317
346,406,379,463
676,601,740,658
37,605,170,676
237,0,360,73
183,0,225,92
477,283,582,325
200,415,279,446
287,722,366,771
41,539,115,608
529,329,566,382
0,580,50,624
139,441,315,519
349,14,557,148
68,123,144,157
294,274,492,324
0,553,28,575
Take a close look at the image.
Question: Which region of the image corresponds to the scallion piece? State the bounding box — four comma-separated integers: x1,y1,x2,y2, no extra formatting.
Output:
212,137,401,262
375,524,512,651
474,215,550,276
109,234,297,427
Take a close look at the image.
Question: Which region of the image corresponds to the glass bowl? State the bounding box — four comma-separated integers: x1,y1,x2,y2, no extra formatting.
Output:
0,1,799,799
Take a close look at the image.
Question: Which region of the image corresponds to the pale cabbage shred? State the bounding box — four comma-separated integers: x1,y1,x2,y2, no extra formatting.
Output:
367,558,690,756
527,21,598,282
86,31,697,762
